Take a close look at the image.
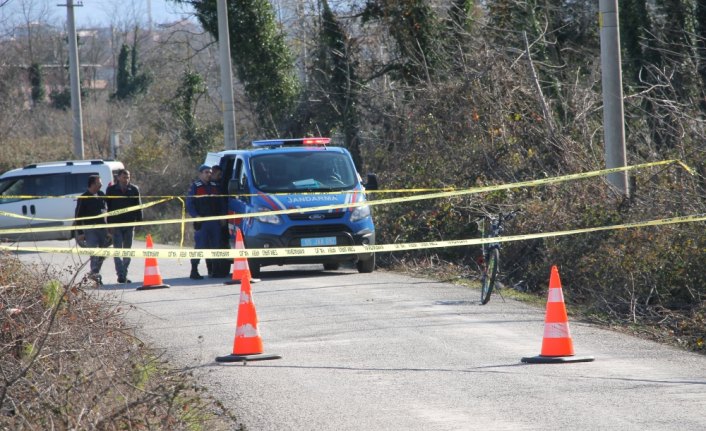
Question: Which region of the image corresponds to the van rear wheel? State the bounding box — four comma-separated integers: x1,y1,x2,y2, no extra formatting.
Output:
356,255,375,273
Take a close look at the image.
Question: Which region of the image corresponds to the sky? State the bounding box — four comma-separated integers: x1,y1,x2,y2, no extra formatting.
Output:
72,0,195,27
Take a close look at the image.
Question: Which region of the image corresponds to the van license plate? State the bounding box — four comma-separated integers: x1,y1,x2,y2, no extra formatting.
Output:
301,237,337,247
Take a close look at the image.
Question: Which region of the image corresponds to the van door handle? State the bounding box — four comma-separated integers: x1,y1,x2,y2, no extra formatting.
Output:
30,205,36,215
22,205,27,215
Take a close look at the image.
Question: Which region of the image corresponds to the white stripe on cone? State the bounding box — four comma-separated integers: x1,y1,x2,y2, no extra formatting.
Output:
543,322,571,338
547,287,564,302
235,235,245,249
145,266,160,276
235,323,260,338
239,292,252,304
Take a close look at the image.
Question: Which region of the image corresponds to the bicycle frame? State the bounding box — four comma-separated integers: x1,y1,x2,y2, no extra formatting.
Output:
478,210,518,305
481,217,504,255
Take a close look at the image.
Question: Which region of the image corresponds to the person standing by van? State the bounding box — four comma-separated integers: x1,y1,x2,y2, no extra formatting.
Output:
186,164,225,279
106,169,143,283
74,175,111,285
210,164,231,277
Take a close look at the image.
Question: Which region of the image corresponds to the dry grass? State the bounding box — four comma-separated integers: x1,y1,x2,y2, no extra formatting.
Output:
0,253,242,430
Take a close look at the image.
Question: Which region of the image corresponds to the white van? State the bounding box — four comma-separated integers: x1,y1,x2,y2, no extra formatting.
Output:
0,159,124,241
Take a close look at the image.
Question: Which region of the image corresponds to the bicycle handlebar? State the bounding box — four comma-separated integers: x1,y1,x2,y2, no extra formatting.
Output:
499,209,522,222
486,208,522,223
473,208,522,238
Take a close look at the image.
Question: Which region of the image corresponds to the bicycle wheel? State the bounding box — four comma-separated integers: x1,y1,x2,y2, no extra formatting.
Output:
480,248,499,305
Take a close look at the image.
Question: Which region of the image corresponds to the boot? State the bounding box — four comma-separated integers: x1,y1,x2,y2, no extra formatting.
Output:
190,260,203,280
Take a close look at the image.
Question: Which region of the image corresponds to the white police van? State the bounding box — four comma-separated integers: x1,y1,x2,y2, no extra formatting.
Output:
0,159,124,241
205,137,377,277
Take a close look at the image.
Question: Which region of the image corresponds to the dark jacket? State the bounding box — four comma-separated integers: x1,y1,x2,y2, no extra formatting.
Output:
186,180,224,218
74,190,107,234
106,183,143,224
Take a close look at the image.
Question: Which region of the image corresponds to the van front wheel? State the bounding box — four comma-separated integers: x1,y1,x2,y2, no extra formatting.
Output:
356,255,375,273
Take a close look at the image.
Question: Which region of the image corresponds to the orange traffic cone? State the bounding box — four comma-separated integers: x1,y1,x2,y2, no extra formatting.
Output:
136,234,170,291
216,276,281,363
225,227,250,285
521,266,593,363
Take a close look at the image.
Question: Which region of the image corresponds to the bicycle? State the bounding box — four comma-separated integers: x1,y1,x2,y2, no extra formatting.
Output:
476,210,520,305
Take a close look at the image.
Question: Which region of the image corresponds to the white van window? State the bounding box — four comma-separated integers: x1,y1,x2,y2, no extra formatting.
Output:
0,172,98,204
251,152,356,192
69,173,99,193
0,177,26,204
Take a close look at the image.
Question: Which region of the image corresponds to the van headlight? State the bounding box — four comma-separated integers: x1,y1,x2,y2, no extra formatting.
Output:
350,204,371,222
255,207,281,224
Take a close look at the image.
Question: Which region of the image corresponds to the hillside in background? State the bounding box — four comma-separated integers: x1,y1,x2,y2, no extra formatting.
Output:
0,0,704,351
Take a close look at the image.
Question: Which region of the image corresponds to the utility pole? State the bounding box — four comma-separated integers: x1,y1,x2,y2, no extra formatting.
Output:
217,0,237,149
147,0,153,33
62,0,85,159
599,0,629,196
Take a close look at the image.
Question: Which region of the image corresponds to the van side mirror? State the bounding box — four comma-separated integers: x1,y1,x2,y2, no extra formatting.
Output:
364,173,378,191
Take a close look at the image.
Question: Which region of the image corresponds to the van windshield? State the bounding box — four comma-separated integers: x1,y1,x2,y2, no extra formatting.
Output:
250,152,357,193
0,177,25,204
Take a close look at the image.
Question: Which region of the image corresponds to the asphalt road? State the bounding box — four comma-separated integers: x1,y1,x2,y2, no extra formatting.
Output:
10,239,706,430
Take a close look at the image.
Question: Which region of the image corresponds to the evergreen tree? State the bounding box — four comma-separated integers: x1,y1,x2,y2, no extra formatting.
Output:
485,0,567,123
655,0,696,100
172,70,212,157
181,0,299,135
693,0,706,105
620,0,654,84
111,37,152,101
114,44,132,100
28,63,45,106
639,0,698,149
361,0,443,84
49,88,71,111
314,0,363,169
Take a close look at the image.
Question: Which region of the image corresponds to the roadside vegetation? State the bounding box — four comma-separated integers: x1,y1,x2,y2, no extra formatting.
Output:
0,1,704,423
0,253,241,430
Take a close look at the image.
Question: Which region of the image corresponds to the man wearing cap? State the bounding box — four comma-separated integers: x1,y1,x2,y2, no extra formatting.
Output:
209,164,232,277
186,164,225,279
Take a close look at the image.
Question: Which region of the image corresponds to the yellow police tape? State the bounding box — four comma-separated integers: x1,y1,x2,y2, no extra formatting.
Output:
0,197,171,223
2,213,704,259
0,159,693,237
0,159,695,203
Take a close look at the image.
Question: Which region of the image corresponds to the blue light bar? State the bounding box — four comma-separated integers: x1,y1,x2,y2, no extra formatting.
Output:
252,137,331,148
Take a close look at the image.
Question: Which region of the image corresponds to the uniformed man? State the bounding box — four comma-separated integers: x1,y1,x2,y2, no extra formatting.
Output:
186,164,225,279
